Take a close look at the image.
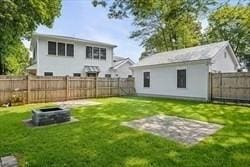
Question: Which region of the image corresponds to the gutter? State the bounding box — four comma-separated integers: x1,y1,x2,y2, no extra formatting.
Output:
130,59,211,69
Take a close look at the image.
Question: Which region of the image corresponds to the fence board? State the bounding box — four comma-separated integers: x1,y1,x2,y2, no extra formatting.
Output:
0,76,135,105
210,72,250,103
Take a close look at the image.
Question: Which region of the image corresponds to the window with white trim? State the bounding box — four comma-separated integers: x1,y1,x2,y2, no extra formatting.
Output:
58,43,65,56
44,72,53,76
48,41,56,55
143,72,150,88
67,44,74,57
93,47,99,59
177,69,186,88
86,46,92,59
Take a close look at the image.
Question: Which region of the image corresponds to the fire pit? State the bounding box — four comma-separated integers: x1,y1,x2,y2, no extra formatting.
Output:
32,107,71,126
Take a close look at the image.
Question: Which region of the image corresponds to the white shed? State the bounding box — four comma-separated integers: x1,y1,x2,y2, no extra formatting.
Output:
131,41,240,101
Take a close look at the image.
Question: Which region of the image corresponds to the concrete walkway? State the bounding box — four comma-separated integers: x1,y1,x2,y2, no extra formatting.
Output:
122,115,223,145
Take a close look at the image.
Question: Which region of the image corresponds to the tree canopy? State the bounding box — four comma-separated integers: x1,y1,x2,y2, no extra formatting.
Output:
93,0,250,65
0,0,62,74
207,5,250,63
4,41,29,75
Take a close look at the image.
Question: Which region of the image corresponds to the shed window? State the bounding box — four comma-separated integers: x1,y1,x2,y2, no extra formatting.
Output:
73,73,81,77
44,72,53,76
67,44,74,57
48,41,56,55
93,47,99,59
86,46,92,59
143,72,150,88
58,43,65,56
100,48,106,60
177,69,186,88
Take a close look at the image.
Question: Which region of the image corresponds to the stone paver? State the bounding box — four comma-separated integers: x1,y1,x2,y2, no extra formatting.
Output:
0,156,18,167
122,115,223,145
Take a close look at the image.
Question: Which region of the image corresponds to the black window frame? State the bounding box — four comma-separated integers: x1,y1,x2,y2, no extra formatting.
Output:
58,42,65,56
73,73,81,77
44,72,53,76
93,47,99,59
143,72,150,88
86,46,92,59
128,75,132,78
177,69,186,88
48,41,56,55
105,74,111,78
100,48,106,60
66,44,74,57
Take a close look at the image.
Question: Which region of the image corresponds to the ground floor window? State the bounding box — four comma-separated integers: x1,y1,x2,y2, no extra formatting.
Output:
73,73,81,77
177,69,186,88
44,72,53,76
105,74,111,78
128,75,132,78
143,72,150,88
87,73,97,77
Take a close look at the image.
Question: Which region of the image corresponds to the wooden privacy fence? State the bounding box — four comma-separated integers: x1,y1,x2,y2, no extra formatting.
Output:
209,72,250,103
0,76,135,104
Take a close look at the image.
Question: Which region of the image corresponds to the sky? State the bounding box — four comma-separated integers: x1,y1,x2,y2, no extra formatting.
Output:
24,0,241,62
31,0,144,62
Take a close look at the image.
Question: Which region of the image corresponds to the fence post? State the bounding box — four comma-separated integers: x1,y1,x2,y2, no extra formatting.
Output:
27,75,30,104
66,75,69,101
220,72,223,102
95,77,98,98
118,77,120,96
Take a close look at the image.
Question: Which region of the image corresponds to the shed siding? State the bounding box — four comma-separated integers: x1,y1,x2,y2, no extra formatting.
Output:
134,63,209,100
210,48,237,72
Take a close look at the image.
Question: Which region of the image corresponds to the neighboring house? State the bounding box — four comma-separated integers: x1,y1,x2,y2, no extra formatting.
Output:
28,33,120,77
131,41,240,101
110,56,135,78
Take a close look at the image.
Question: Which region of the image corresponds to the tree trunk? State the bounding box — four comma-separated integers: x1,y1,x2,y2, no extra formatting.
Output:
0,55,5,75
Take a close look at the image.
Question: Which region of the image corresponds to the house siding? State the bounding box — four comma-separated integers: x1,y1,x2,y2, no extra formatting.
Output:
112,62,133,78
133,62,209,100
37,36,113,77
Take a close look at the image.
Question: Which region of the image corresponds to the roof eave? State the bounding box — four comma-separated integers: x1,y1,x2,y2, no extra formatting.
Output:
32,33,117,48
131,59,211,69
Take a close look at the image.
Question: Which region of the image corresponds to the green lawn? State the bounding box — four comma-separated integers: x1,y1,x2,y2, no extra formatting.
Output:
0,97,249,167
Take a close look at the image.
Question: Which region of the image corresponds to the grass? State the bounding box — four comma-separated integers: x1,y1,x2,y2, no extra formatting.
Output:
0,97,249,167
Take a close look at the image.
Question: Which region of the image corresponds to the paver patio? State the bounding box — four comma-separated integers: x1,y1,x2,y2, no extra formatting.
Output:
122,115,223,145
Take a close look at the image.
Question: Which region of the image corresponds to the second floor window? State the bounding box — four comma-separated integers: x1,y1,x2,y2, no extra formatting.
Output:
48,41,74,57
67,44,74,57
86,46,106,60
58,43,65,56
86,46,92,59
93,47,99,59
100,48,106,60
48,41,56,55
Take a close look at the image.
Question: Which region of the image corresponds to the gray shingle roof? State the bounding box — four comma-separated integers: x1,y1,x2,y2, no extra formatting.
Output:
132,41,229,68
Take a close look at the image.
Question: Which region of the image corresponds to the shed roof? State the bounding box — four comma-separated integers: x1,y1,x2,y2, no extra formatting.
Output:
132,41,236,68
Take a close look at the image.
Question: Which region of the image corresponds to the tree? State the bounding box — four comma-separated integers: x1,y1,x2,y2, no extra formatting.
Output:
93,0,215,59
4,41,30,75
207,5,250,63
0,0,62,74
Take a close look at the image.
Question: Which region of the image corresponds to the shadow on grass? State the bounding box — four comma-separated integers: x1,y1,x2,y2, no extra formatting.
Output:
0,97,249,166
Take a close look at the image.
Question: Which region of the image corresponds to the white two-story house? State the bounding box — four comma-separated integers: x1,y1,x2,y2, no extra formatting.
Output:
27,33,134,77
